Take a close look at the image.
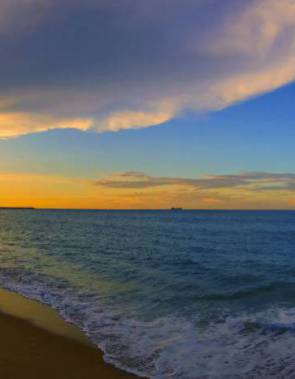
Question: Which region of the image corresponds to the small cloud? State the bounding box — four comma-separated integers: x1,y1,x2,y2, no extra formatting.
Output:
0,112,93,138
97,106,174,132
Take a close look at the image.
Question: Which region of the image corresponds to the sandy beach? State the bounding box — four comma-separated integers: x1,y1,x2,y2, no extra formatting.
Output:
0,288,138,379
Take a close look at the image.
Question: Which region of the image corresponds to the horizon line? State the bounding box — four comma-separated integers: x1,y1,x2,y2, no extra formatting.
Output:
1,207,295,212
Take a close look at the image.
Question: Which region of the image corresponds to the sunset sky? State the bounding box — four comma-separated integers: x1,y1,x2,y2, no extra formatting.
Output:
1,0,295,209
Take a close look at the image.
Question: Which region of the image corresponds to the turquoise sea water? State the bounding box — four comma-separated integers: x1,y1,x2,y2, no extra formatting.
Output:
1,210,295,378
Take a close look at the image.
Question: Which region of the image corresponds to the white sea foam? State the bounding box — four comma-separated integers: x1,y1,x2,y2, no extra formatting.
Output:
1,267,295,378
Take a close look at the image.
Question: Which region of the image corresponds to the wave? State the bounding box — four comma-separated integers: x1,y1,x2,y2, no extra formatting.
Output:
1,267,295,378
201,282,295,301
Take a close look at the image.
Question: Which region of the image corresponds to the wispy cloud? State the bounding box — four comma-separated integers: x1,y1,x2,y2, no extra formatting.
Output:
95,171,295,191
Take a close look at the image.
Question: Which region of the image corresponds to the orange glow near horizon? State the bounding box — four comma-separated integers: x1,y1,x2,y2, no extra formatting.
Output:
1,172,295,210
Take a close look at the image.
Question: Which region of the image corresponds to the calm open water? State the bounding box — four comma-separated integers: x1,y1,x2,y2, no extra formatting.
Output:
1,210,295,378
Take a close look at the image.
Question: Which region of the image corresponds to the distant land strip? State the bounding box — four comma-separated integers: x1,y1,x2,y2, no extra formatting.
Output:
0,207,35,210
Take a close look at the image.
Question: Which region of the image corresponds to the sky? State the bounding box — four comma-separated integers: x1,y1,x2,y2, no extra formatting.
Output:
1,0,295,209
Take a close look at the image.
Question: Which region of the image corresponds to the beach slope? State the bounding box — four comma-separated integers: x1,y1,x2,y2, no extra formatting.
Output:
0,289,137,379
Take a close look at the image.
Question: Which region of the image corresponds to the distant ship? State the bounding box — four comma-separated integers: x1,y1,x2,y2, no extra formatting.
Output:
170,207,183,211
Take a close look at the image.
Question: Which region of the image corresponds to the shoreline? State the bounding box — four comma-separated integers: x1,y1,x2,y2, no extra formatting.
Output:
0,288,140,379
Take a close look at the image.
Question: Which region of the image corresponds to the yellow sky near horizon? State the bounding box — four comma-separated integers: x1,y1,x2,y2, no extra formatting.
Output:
1,172,295,210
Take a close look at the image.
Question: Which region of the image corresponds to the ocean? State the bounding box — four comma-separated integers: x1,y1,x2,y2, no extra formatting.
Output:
1,209,295,378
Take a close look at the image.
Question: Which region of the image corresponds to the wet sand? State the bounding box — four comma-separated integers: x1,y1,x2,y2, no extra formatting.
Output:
0,288,139,379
